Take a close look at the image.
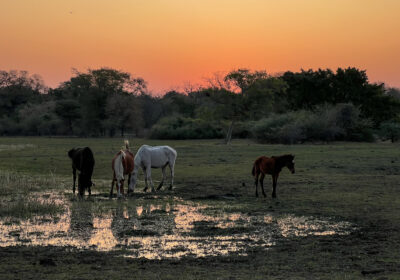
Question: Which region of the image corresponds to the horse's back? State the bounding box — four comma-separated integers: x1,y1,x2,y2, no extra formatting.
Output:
112,149,134,174
123,150,135,173
254,156,274,175
69,147,95,172
136,145,177,167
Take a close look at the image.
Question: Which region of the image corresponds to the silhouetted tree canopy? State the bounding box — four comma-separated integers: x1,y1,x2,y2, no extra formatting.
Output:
0,67,398,142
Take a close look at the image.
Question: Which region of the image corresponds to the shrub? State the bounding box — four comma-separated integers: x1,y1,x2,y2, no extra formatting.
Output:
250,104,374,143
230,121,254,139
378,121,400,142
251,112,303,143
18,101,63,136
149,116,225,139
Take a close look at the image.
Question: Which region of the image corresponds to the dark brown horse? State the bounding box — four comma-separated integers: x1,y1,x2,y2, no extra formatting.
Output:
68,147,95,197
251,154,295,198
110,140,134,198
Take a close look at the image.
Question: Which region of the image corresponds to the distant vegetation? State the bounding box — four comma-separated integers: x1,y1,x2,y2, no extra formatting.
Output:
0,67,399,143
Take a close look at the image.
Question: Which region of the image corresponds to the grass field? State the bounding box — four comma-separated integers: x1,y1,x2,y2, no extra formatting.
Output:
0,137,399,279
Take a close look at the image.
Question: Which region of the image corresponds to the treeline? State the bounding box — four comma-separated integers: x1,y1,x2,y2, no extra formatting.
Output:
0,67,399,142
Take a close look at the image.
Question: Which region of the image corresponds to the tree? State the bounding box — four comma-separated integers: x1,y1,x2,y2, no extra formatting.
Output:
386,87,400,101
105,94,143,137
0,70,46,118
161,91,196,118
55,99,81,134
224,69,268,94
59,68,148,136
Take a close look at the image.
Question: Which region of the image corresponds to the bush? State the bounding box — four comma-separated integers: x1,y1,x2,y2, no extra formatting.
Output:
250,104,374,143
0,117,20,135
149,116,225,139
230,121,254,139
251,112,305,143
378,121,400,142
18,101,63,136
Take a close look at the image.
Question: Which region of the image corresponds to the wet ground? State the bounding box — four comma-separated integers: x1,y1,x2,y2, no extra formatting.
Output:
0,192,355,260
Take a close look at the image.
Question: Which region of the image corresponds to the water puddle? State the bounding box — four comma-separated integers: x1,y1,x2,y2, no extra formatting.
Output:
0,194,355,259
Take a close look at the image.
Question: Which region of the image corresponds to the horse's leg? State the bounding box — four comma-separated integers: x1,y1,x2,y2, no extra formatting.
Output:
127,174,132,195
110,176,115,198
157,166,166,191
88,184,91,196
72,168,76,195
145,166,155,192
120,179,125,196
259,173,266,198
143,167,148,192
77,174,82,197
254,172,259,197
168,162,175,190
272,174,279,198
117,180,122,198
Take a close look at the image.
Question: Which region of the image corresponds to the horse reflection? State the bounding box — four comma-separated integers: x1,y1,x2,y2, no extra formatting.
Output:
69,200,94,241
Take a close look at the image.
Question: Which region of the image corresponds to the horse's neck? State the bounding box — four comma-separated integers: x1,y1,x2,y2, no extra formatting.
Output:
134,154,142,168
275,157,287,171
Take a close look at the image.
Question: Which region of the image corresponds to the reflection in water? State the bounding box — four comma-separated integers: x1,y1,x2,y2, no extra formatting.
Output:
277,215,354,237
89,216,117,250
69,201,94,241
0,194,355,259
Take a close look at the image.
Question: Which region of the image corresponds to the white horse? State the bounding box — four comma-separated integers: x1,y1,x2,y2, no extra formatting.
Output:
128,145,177,193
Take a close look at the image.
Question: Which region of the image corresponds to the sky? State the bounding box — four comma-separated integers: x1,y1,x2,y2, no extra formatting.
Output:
0,0,399,93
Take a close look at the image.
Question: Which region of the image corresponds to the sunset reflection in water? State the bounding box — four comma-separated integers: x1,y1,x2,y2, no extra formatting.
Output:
0,194,355,259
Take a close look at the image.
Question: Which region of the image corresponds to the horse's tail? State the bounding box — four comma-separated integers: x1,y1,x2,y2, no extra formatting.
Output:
252,159,260,176
114,151,126,183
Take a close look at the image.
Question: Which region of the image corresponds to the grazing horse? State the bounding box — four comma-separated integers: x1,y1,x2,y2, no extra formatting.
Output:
68,147,95,197
128,145,177,193
252,154,295,198
110,140,134,198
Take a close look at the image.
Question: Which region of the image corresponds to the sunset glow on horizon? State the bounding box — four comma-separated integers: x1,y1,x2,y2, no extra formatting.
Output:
1,0,399,93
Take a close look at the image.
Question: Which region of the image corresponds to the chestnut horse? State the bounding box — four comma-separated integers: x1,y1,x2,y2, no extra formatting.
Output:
251,154,295,198
110,140,134,198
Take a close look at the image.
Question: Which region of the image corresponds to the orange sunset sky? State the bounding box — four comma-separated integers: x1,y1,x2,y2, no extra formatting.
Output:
1,0,399,93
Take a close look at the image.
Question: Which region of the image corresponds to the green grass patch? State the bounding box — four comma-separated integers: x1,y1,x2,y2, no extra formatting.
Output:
0,196,63,219
0,137,399,279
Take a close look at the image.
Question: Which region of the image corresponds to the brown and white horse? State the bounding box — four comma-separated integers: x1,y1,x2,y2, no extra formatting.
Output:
110,140,134,198
251,154,295,198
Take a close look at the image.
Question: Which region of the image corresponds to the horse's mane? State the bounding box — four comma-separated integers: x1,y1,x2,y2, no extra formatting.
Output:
124,140,130,150
272,154,294,165
118,150,126,158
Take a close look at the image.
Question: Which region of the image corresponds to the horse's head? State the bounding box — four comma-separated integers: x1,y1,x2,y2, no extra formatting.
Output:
67,148,76,159
78,174,94,196
286,154,295,174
